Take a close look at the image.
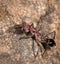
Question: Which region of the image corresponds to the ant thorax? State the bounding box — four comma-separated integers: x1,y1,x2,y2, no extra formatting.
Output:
23,23,30,32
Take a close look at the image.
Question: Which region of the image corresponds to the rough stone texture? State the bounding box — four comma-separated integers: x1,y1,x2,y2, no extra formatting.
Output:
0,0,60,64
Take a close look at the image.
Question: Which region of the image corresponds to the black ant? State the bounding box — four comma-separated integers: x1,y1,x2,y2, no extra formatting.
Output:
7,22,56,57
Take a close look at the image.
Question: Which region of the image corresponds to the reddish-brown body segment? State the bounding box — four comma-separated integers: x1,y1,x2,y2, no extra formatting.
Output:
23,23,42,41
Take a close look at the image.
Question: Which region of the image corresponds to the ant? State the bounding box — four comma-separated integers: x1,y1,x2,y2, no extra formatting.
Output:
7,22,56,58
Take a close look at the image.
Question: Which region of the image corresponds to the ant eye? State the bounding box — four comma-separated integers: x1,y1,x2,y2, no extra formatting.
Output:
47,39,56,47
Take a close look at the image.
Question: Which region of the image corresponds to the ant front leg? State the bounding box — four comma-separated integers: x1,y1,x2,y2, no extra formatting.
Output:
35,40,43,53
32,39,44,58
32,40,39,58
41,49,46,57
31,35,39,58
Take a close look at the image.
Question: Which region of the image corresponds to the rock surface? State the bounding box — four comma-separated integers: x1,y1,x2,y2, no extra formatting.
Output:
0,0,60,64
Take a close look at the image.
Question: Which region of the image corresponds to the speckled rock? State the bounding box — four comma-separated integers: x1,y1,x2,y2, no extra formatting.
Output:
0,0,60,64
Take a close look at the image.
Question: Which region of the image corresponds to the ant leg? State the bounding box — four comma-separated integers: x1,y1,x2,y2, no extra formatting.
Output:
35,40,43,53
32,39,43,58
41,49,46,57
48,31,56,39
32,40,39,58
53,31,56,39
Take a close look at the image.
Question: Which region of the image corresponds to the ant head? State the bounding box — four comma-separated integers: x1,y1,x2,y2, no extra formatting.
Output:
46,39,56,47
44,31,56,47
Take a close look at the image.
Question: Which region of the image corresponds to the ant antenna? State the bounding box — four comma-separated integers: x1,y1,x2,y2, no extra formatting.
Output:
44,31,56,39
